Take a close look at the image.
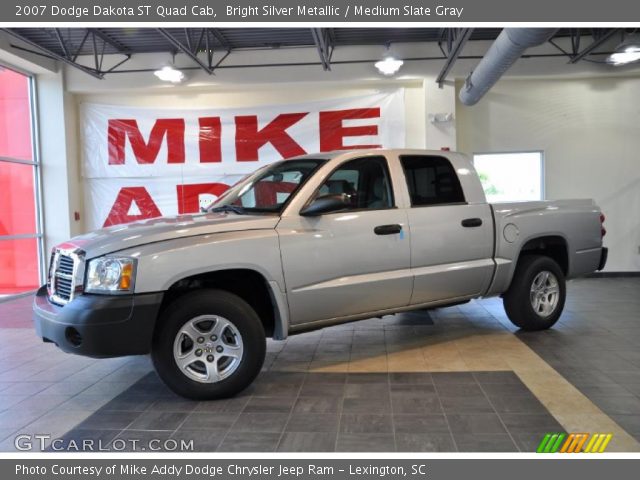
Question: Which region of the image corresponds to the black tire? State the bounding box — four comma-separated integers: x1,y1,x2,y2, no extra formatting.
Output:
503,255,566,331
152,289,266,400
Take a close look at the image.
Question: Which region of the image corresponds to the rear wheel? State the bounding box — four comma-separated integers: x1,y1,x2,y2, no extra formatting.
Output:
503,255,566,331
152,289,266,399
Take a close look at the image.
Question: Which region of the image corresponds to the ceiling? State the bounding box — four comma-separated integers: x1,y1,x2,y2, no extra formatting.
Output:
0,28,624,81
4,28,517,56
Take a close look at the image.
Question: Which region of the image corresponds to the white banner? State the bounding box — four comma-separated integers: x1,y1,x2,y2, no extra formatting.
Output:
81,90,405,230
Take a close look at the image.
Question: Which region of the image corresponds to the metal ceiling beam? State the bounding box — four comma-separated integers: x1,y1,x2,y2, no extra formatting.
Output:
2,28,132,79
157,28,214,74
1,28,104,79
70,30,90,62
311,28,333,71
90,29,130,54
569,28,619,64
436,28,474,87
209,29,231,50
53,28,70,59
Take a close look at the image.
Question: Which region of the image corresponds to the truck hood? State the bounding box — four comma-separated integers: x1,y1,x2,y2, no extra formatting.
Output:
59,213,280,259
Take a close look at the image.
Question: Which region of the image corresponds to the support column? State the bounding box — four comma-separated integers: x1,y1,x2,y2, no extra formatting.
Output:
36,69,83,254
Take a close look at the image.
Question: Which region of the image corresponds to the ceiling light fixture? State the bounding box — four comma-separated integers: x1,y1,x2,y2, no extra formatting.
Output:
607,36,640,66
375,56,404,76
154,65,185,83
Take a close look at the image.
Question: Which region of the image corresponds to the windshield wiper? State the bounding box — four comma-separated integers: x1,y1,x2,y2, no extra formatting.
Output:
208,204,247,215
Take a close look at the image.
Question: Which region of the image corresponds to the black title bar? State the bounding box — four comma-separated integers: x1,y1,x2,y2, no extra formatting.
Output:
2,0,640,23
4,459,640,480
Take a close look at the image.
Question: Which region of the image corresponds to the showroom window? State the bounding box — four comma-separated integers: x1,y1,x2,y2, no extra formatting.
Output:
315,156,394,211
0,65,43,297
400,155,466,206
473,151,544,202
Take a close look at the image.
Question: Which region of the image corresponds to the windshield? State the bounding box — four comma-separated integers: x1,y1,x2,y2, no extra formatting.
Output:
209,159,326,214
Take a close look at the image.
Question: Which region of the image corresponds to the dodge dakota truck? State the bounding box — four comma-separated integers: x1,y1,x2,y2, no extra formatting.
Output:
33,150,608,399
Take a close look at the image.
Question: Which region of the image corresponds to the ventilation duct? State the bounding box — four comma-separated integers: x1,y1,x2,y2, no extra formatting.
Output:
459,28,558,106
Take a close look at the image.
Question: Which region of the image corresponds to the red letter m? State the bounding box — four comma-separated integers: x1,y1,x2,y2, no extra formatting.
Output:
108,119,185,165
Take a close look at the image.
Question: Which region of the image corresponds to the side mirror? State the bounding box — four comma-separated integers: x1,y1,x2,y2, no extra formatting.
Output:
300,194,349,217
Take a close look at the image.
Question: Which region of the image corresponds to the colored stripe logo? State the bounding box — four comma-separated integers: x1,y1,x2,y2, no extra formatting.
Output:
536,433,612,453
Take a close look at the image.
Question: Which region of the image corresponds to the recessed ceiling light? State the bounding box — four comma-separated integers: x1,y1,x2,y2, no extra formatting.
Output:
375,56,404,76
607,37,640,66
153,66,185,83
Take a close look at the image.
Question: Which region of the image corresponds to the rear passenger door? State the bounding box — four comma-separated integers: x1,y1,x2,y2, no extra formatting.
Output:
400,155,494,304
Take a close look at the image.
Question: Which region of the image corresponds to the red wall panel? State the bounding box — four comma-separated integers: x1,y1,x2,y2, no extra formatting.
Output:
0,68,32,160
0,161,37,236
0,238,39,294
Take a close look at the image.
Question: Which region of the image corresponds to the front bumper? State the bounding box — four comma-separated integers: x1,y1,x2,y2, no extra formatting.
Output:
32,286,163,358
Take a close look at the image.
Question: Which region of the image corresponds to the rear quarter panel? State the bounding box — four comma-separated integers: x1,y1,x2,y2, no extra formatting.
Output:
487,199,603,296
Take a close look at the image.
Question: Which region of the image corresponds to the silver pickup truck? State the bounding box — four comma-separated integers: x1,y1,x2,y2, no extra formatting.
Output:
34,150,607,399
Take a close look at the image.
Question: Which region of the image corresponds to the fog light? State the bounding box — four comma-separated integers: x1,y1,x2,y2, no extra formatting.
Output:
65,327,82,347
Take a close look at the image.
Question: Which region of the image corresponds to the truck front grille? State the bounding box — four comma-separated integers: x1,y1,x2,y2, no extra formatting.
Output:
49,250,82,305
57,255,75,275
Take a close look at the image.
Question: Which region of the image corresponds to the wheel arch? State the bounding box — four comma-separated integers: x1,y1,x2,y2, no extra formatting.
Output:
516,234,569,276
157,268,288,340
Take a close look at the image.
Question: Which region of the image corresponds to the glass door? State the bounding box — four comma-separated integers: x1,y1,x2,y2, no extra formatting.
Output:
0,65,43,297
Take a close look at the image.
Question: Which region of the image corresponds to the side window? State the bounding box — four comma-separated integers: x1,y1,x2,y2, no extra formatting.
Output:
316,156,394,211
400,155,466,206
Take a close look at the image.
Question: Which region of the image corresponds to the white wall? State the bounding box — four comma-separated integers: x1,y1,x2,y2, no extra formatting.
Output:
457,76,640,271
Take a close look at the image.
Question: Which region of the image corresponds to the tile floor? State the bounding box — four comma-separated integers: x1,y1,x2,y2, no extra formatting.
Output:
56,370,563,452
0,277,638,452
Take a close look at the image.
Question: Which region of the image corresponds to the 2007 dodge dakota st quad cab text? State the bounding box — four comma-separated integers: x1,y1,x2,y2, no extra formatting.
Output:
33,150,608,399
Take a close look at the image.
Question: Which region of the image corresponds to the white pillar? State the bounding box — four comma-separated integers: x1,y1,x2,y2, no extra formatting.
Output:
36,69,83,253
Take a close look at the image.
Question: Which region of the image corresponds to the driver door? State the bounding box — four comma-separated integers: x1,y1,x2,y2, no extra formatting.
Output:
277,156,412,326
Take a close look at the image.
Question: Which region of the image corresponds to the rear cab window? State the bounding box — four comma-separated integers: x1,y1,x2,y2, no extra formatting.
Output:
400,155,466,206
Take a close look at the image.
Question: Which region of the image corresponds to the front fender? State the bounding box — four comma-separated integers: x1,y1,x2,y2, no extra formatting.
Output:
115,230,290,338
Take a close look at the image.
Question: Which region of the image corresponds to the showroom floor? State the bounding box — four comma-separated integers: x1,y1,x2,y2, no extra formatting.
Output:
0,278,639,452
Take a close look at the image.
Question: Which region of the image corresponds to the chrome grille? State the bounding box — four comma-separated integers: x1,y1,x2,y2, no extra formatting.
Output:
49,249,83,305
54,266,73,300
57,255,74,275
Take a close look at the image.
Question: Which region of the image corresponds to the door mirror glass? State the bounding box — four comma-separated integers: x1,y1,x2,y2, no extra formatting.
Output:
300,194,350,216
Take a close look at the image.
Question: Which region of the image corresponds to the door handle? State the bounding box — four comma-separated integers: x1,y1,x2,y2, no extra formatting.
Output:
374,224,402,235
461,218,483,228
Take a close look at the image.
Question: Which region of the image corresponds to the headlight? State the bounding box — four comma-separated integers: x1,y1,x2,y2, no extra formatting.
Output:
85,256,136,294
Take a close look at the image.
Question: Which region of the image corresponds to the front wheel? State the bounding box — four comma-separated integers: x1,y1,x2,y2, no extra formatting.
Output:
503,255,566,331
152,289,266,400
